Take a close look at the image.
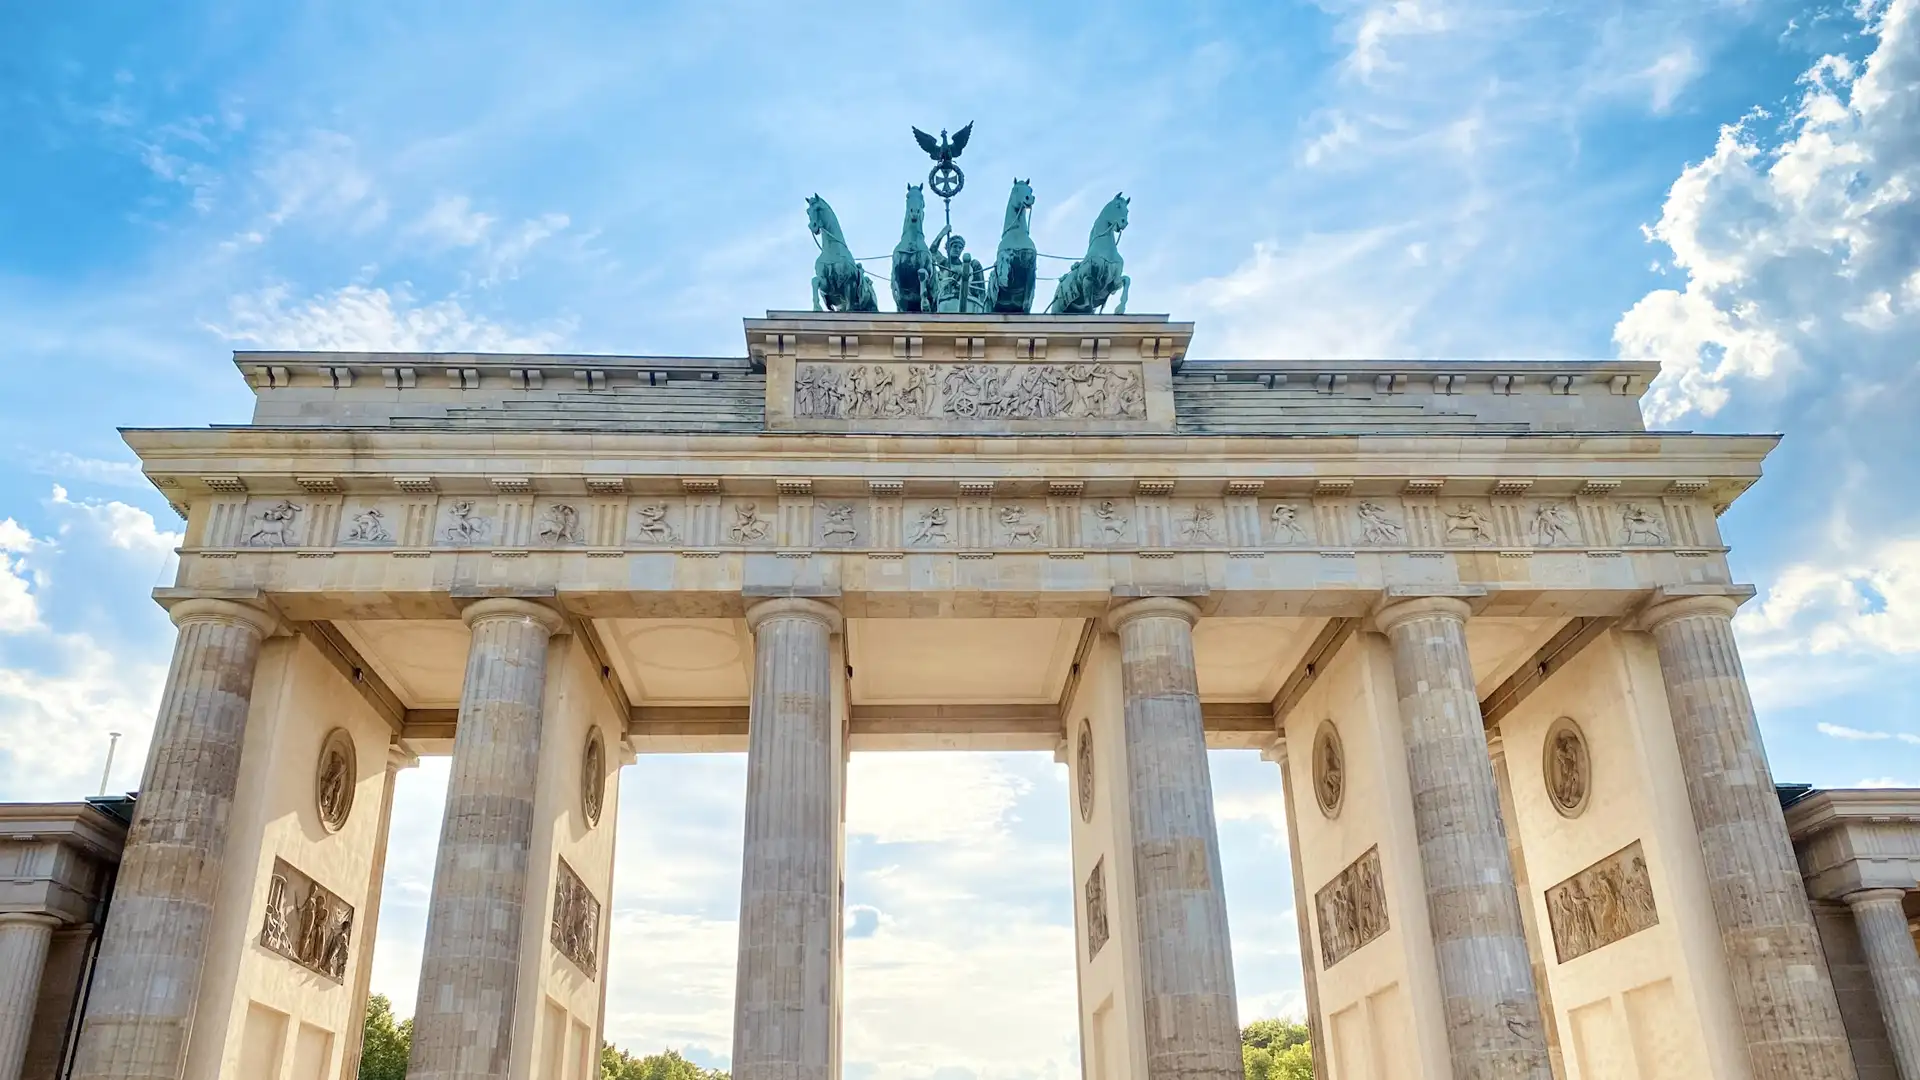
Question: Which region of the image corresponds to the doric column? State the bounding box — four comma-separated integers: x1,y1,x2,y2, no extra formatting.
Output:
1373,594,1550,1080
1105,597,1242,1080
1263,740,1328,1080
408,599,565,1080
0,913,58,1080
733,597,842,1080
340,743,417,1080
71,598,276,1080
1641,592,1856,1080
1846,889,1920,1080
1487,736,1566,1080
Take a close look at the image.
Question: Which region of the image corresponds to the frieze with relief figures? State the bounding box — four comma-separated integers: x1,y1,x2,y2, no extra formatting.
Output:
794,362,1146,421
259,858,353,982
199,491,1714,555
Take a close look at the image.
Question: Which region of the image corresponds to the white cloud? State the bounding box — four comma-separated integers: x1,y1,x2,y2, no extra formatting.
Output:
1736,536,1920,658
1857,776,1911,788
1641,46,1703,114
410,194,496,249
1817,722,1920,744
50,486,181,559
1346,1,1450,81
481,212,571,287
208,283,567,352
846,753,1033,846
0,520,43,632
0,630,166,799
30,452,150,489
253,129,385,235
1181,230,1428,358
1617,0,1920,422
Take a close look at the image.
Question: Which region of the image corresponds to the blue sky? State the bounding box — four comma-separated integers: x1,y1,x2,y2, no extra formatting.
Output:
3,1,1918,1077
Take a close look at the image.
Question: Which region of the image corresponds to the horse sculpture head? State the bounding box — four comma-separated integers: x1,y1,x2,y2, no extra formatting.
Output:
1009,178,1034,214
904,184,925,229
1093,193,1130,242
806,194,838,241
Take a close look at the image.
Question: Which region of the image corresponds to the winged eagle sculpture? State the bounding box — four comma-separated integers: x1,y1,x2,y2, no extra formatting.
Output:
913,123,972,166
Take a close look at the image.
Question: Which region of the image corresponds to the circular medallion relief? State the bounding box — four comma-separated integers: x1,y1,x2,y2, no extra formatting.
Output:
1544,716,1591,818
582,727,607,827
315,728,356,833
1312,720,1345,819
1076,719,1096,822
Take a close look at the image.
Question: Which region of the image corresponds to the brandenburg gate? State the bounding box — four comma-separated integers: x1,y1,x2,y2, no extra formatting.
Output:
52,304,1867,1080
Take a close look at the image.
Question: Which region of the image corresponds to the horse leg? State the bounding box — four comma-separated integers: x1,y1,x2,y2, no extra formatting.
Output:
813,275,825,312
1115,275,1130,315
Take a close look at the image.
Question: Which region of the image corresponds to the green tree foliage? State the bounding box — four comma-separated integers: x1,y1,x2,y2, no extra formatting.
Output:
600,1043,731,1080
357,994,412,1080
1242,1017,1314,1080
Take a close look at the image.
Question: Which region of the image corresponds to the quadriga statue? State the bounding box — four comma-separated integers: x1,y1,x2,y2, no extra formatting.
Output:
890,184,935,313
985,178,1037,313
1047,193,1130,315
806,194,878,313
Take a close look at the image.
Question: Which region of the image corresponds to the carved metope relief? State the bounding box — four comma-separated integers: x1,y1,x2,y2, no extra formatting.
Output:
1076,719,1096,823
245,500,304,547
794,362,1146,421
1545,840,1659,963
442,499,492,545
1312,720,1345,819
259,858,353,981
1085,857,1110,959
343,505,393,545
1618,503,1668,546
315,728,356,833
1543,716,1590,818
551,857,602,978
582,727,606,827
1315,846,1388,969
536,503,585,546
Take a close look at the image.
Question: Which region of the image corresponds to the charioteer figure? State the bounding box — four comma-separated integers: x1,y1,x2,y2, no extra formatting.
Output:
928,226,987,313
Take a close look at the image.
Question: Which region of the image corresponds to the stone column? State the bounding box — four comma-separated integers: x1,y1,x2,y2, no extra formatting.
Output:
340,744,416,1080
1264,740,1328,1080
1642,592,1856,1080
733,597,841,1080
0,913,58,1080
1105,597,1242,1080
1846,889,1920,1080
1487,736,1566,1080
71,598,276,1080
1373,594,1549,1080
408,599,565,1080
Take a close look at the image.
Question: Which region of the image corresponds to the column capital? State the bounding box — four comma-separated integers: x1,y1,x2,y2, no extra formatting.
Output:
744,596,842,634
1633,584,1757,632
1370,592,1473,634
1261,737,1289,766
165,597,280,638
459,596,567,635
1104,595,1200,633
0,912,60,931
386,742,421,773
1846,887,1911,908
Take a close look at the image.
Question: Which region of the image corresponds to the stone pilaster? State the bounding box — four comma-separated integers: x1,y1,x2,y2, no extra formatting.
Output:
1642,592,1857,1080
340,743,417,1080
1846,890,1920,1080
0,913,57,1080
1105,597,1242,1080
1264,740,1328,1080
71,598,276,1080
408,598,566,1080
1374,594,1550,1080
734,597,842,1080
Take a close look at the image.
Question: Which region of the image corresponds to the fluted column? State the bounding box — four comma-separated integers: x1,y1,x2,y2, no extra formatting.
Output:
0,913,58,1080
340,744,416,1080
733,597,841,1080
408,599,565,1080
1374,594,1549,1080
1264,740,1328,1080
1846,889,1920,1080
71,598,276,1080
1106,597,1242,1080
1487,736,1566,1080
1642,592,1856,1080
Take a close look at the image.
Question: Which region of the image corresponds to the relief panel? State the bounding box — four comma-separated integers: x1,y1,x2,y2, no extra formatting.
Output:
1315,845,1388,969
814,499,869,549
437,497,497,547
626,498,684,547
550,856,601,979
1545,839,1659,963
794,361,1146,421
259,858,353,982
339,499,400,546
902,500,958,548
1079,498,1137,548
722,499,776,546
1085,857,1110,960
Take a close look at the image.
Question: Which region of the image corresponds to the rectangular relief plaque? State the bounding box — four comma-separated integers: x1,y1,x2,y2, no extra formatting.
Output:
258,857,353,982
1545,839,1659,963
1315,846,1388,969
793,362,1147,424
551,856,602,978
1085,858,1109,960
